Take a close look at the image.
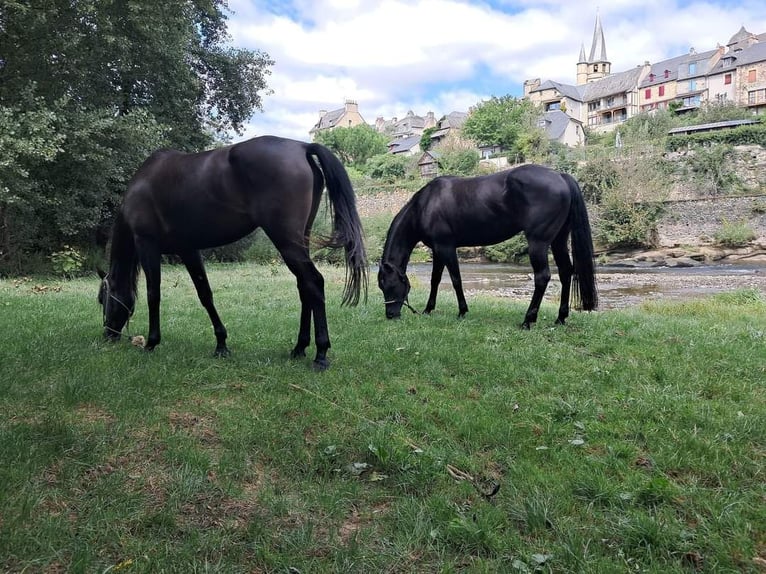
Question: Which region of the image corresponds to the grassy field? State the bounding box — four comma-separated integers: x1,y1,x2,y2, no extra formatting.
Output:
1,264,764,573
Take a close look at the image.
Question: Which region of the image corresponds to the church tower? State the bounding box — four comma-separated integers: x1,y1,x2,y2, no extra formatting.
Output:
577,12,611,85
576,43,589,85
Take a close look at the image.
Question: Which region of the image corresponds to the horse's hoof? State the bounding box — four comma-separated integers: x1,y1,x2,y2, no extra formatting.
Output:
520,322,531,330
554,318,566,326
290,348,307,359
312,358,330,371
214,347,231,358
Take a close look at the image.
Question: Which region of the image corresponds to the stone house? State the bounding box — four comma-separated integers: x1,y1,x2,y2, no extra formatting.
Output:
427,111,468,145
538,110,584,147
309,100,366,140
388,134,422,156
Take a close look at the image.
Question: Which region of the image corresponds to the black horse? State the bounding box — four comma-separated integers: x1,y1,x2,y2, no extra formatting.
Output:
378,164,597,327
98,135,367,370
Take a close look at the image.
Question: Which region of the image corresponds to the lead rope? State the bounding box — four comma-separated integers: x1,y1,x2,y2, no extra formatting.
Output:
383,298,420,315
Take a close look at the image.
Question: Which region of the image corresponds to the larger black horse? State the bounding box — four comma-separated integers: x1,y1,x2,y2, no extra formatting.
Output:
98,136,367,370
378,164,597,327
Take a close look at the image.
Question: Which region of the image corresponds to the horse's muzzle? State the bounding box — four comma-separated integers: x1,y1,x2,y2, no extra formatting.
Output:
104,328,121,342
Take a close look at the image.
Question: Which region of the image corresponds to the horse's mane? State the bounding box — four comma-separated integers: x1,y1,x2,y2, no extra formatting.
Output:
108,210,140,301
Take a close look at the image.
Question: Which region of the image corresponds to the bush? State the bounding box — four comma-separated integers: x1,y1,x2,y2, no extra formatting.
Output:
596,199,663,249
576,157,619,203
683,144,741,195
483,235,528,263
49,244,86,277
714,220,757,247
666,122,766,151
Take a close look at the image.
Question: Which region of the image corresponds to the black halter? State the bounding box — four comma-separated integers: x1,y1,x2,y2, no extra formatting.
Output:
101,275,135,337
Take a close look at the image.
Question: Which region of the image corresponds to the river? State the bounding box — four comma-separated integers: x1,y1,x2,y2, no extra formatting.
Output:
406,262,766,310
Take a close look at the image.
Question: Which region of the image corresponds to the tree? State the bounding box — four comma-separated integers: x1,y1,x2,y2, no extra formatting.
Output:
461,95,540,155
364,153,410,182
0,0,273,273
420,127,436,152
314,124,389,167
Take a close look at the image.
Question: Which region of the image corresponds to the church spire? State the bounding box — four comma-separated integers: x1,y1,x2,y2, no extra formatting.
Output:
578,43,587,64
589,11,608,63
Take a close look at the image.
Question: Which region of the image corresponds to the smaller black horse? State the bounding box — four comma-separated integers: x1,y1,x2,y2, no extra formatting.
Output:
378,164,597,327
98,135,367,370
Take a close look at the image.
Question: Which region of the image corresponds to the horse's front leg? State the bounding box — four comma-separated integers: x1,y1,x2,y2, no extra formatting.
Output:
136,237,162,350
439,246,468,318
180,250,229,357
424,255,445,314
522,239,551,329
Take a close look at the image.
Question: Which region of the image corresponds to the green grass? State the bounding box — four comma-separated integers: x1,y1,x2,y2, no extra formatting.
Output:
1,266,764,573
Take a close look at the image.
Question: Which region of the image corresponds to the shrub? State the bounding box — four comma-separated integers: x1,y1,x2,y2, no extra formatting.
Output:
683,144,741,195
50,245,86,277
576,157,619,203
483,235,528,263
596,198,664,249
714,220,756,247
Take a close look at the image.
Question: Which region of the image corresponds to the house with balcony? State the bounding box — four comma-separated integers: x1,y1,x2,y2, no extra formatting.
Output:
638,48,722,113
525,15,766,133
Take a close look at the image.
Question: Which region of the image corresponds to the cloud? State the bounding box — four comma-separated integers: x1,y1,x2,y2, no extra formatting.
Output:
225,0,766,142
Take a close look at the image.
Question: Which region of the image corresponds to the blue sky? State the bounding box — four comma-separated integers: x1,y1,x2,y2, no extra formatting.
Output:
225,0,766,142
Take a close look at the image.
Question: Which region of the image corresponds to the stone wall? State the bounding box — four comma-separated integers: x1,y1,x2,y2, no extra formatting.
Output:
656,144,766,247
655,195,766,247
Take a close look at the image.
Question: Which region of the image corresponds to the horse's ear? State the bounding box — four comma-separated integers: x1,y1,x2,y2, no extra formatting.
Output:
96,267,106,279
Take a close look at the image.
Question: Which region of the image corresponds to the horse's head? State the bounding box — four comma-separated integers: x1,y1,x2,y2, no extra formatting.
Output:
97,270,135,340
378,261,410,319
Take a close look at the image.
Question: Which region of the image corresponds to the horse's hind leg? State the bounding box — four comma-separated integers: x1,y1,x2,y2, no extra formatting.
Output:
551,227,573,325
180,250,229,357
522,238,552,329
276,241,331,370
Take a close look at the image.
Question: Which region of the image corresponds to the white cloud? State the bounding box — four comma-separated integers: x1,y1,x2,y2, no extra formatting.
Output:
225,0,766,142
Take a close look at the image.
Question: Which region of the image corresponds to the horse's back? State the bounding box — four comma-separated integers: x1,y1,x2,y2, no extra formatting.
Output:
411,165,573,246
121,136,317,250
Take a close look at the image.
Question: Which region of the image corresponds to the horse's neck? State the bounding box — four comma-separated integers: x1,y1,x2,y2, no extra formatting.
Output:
383,204,420,272
108,211,139,287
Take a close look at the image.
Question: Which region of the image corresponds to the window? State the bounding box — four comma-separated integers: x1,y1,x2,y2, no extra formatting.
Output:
724,73,732,85
645,88,651,99
688,62,696,75
649,73,655,82
659,85,665,97
689,79,696,92
748,69,757,83
606,96,615,107
593,64,598,72
664,69,670,79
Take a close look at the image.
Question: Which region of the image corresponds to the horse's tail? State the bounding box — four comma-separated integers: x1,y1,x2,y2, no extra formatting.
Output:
563,173,598,311
306,143,368,306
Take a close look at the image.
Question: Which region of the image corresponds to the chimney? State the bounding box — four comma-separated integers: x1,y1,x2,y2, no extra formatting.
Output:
344,99,358,113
